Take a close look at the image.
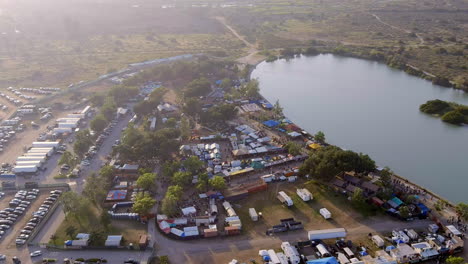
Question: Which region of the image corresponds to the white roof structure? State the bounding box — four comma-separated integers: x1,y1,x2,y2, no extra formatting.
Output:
181,206,197,216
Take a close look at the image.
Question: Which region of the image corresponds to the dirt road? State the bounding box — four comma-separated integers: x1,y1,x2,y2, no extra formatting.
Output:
215,16,265,65
371,14,425,45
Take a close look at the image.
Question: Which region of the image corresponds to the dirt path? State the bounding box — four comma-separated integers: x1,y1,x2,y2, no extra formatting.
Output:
215,16,264,65
371,13,425,45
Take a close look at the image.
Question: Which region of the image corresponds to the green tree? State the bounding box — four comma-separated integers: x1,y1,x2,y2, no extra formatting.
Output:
399,205,410,219
133,100,155,117
209,176,227,190
89,230,106,246
180,116,191,140
445,256,465,264
351,188,365,205
183,98,201,117
90,93,105,107
284,141,301,156
273,99,283,117
456,203,468,221
161,195,179,217
314,131,326,144
442,110,465,124
166,185,183,199
380,167,393,188
50,234,58,245
196,173,209,192
90,114,109,133
220,78,232,90
133,193,156,215
137,173,157,192
58,151,75,166
99,165,115,182
184,77,211,97
165,118,177,128
74,129,93,158
101,98,117,121
419,99,451,114
60,191,91,221
100,211,111,231
83,174,108,205
162,161,181,179
172,171,192,186
245,79,260,98
183,156,204,174
65,225,77,239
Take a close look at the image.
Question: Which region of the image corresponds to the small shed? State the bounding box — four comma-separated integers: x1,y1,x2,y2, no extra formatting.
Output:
105,235,122,247
181,206,197,216
320,208,332,219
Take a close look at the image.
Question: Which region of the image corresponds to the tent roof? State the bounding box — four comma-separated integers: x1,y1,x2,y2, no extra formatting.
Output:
307,257,339,264
263,120,280,128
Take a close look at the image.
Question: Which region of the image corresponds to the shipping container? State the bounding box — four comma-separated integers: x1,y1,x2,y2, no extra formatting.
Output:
13,165,38,174
32,141,59,148
249,208,258,221
308,228,347,240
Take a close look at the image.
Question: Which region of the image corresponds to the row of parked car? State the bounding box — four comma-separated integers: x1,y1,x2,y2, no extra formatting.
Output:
0,189,39,242
0,92,22,106
6,87,36,101
15,189,62,245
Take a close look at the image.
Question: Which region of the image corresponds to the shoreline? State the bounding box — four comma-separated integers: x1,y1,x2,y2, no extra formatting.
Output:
247,56,460,208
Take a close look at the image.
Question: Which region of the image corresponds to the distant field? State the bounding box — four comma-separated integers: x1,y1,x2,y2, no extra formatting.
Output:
0,0,466,87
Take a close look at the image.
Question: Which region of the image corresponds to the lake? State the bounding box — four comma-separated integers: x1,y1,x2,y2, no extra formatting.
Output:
251,54,468,203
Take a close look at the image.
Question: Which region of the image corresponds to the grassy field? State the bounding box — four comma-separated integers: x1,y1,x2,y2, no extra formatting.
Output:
0,0,465,89
51,204,146,247
234,180,380,236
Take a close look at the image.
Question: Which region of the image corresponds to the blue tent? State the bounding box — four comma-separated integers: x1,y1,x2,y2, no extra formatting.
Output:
416,203,429,217
387,197,404,208
263,120,280,128
262,103,273,109
307,257,339,264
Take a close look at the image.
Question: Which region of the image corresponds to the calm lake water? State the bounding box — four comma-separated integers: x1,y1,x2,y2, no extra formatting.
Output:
252,54,468,203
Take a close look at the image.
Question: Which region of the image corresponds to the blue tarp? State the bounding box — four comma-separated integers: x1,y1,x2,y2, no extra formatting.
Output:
263,120,280,127
416,203,429,216
262,103,273,109
307,257,339,264
388,197,404,208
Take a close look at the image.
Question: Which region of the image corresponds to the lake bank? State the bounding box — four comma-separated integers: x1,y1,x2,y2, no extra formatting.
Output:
251,54,468,203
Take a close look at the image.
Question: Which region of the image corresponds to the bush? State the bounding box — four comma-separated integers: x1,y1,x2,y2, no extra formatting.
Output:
419,99,451,114
76,258,85,262
86,259,107,263
441,110,465,124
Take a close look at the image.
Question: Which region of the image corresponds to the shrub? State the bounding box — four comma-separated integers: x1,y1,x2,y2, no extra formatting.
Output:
441,110,464,124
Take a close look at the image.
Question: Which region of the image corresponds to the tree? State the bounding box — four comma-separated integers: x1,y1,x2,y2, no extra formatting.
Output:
162,161,181,179
399,205,410,219
180,116,191,140
65,225,77,239
209,176,227,190
196,173,209,192
101,98,117,121
99,165,115,182
380,167,393,188
58,151,75,166
133,100,155,117
172,171,192,186
89,230,106,246
273,99,283,117
351,188,365,205
137,173,157,192
50,234,58,245
161,195,179,216
245,79,260,98
442,110,465,124
183,156,204,174
165,118,177,128
419,99,451,114
90,114,109,133
166,185,183,199
314,131,326,144
445,256,465,264
183,98,201,117
83,174,108,205
100,211,111,231
220,78,232,90
74,129,93,158
133,193,156,215
184,77,211,97
284,141,301,156
456,203,468,221
60,192,90,221
90,93,105,107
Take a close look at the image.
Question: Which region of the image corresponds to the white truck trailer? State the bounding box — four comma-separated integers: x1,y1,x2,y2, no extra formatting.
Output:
13,165,38,174
277,191,293,207
16,156,45,163
320,208,332,219
16,161,42,167
32,141,59,148
249,208,258,221
308,228,347,240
